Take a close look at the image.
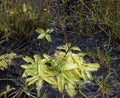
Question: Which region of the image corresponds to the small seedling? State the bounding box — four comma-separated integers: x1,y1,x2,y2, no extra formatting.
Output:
36,28,54,42
96,74,111,97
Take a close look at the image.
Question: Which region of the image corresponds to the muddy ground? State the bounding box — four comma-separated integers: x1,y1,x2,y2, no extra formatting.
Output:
0,0,120,98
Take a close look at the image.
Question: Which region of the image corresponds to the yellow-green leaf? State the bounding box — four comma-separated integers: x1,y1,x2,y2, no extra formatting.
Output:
57,74,65,92
86,71,92,79
0,53,16,71
36,79,43,89
62,71,75,85
46,28,54,33
36,28,45,34
84,63,100,71
61,63,78,71
65,83,76,97
72,69,81,78
34,55,41,62
45,34,51,42
43,54,51,59
23,56,34,64
38,33,45,39
26,76,39,85
71,46,81,51
43,76,57,86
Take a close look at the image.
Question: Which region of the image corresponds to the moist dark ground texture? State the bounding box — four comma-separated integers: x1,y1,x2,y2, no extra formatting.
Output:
0,30,120,98
0,0,120,98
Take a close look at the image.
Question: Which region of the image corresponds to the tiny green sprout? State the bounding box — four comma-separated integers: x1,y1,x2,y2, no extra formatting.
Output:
0,85,14,98
96,74,111,96
36,28,54,42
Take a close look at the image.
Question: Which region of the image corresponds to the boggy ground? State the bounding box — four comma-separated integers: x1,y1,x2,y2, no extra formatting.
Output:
0,0,120,98
0,30,120,98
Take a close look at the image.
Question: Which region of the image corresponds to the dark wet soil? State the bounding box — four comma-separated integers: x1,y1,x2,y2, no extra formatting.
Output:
0,30,120,98
0,0,120,98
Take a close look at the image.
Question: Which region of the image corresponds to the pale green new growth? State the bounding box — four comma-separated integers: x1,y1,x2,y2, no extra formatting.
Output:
0,53,16,71
22,55,57,89
21,44,99,97
36,28,54,42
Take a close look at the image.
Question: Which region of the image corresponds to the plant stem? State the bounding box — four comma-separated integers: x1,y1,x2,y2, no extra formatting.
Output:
61,23,68,44
36,87,40,98
78,90,88,98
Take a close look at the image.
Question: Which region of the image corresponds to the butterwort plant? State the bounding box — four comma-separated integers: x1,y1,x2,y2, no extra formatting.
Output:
21,43,100,97
36,28,54,42
0,53,16,71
